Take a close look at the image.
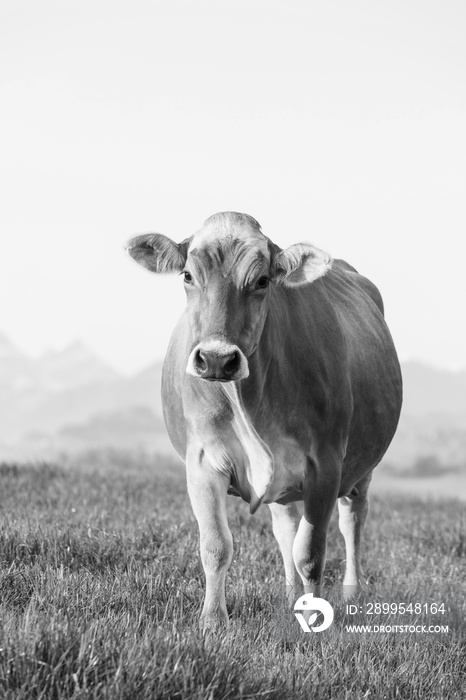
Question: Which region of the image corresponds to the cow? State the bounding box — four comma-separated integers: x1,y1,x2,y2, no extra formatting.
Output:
127,211,402,629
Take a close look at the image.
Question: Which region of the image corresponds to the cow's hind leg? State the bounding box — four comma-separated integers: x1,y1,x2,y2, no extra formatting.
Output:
338,471,372,598
292,455,340,597
186,449,233,631
268,502,302,605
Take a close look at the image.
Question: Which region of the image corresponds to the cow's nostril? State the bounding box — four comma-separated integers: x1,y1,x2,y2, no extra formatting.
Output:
196,349,207,371
190,345,245,380
224,351,240,375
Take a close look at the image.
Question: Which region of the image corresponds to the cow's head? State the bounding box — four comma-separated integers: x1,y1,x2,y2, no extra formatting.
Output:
127,212,332,381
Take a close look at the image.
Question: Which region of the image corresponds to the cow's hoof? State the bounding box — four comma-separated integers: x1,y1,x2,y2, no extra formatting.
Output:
342,584,359,601
200,613,229,635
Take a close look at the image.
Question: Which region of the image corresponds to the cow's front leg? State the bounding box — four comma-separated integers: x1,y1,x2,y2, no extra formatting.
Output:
292,456,340,597
186,451,233,630
268,501,302,605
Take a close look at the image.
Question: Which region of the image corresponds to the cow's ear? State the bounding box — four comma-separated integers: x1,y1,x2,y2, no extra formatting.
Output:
272,242,332,287
126,234,190,273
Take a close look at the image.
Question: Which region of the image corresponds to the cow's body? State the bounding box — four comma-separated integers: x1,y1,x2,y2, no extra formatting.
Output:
128,212,402,628
163,259,400,506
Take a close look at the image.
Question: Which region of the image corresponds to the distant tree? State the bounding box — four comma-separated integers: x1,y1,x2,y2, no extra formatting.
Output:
410,454,459,477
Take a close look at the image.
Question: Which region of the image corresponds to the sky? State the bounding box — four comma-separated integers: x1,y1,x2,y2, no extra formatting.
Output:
1,0,465,375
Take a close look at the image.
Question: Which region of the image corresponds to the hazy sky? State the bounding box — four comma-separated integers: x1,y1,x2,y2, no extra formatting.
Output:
1,0,465,374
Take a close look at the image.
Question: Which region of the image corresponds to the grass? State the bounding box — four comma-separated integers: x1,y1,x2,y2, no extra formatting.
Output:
0,454,464,699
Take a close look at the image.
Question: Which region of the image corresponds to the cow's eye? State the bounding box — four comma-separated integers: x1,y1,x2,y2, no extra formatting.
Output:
255,276,269,289
183,270,193,284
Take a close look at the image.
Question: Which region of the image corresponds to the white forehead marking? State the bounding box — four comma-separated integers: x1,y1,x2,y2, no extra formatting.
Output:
188,212,269,257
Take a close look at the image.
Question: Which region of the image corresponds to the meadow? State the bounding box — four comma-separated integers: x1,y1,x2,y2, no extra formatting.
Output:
0,453,464,699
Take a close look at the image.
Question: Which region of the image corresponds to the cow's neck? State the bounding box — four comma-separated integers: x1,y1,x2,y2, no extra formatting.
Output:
240,287,298,407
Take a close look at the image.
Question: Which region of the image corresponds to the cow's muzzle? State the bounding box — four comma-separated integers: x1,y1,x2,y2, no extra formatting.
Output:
186,341,249,381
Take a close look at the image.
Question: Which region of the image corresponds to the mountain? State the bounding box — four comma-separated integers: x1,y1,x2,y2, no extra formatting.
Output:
55,406,170,451
0,333,38,399
401,361,466,418
378,361,466,473
0,334,168,458
39,341,121,392
0,336,121,401
0,361,164,443
0,336,133,455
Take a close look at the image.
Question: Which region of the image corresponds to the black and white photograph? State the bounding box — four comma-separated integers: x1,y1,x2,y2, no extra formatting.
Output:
0,1,465,697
